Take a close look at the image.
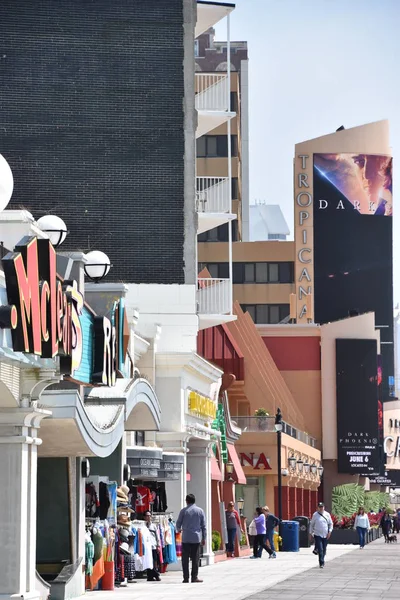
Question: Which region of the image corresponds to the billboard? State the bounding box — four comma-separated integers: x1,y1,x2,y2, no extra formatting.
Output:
336,339,380,475
314,153,394,400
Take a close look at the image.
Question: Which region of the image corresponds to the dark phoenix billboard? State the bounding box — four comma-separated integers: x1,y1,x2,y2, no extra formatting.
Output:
314,153,394,400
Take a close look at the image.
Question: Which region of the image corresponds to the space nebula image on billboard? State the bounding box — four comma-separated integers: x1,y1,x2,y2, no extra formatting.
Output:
313,153,394,400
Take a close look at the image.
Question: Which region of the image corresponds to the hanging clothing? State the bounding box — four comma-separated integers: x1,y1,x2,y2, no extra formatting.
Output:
85,538,94,575
99,482,110,520
107,483,117,524
135,486,152,514
86,483,99,518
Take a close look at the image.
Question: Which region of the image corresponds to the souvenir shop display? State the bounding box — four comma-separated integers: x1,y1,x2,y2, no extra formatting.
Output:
84,482,178,591
128,481,168,515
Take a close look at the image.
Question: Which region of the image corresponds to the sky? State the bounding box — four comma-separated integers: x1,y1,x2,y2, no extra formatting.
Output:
215,0,400,301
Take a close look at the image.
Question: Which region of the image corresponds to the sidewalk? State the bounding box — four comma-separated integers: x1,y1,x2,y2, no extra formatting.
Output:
246,537,399,600
81,543,354,600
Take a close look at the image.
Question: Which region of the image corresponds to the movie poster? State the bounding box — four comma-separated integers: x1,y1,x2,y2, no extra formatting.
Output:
314,153,394,400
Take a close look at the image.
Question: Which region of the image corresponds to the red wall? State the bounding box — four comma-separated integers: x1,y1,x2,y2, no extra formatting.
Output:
263,337,321,371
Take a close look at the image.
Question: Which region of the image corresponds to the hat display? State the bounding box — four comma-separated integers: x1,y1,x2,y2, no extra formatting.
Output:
120,485,130,495
119,542,133,555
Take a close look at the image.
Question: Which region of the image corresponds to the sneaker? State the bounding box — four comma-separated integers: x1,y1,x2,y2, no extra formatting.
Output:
250,556,258,559
312,549,318,555
183,579,189,584
271,553,277,558
320,564,324,569
192,579,203,583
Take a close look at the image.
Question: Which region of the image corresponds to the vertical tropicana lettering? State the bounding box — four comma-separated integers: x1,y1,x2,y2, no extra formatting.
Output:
294,152,314,322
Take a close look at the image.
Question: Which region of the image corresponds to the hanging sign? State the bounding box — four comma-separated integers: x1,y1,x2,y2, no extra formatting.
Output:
2,236,83,375
1,236,131,386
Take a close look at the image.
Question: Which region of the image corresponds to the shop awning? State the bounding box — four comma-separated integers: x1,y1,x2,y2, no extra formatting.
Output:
227,443,246,484
211,454,222,481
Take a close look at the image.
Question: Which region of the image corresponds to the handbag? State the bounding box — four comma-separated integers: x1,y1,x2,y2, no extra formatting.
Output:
249,520,257,537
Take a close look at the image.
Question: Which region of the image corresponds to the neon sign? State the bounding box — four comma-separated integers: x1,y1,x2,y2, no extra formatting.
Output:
2,236,83,375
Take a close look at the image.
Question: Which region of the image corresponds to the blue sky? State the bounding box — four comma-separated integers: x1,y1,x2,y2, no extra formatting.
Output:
215,0,400,301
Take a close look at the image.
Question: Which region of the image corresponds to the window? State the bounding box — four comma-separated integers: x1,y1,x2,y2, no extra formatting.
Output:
194,40,199,57
135,431,145,446
230,92,238,113
198,263,229,279
255,262,268,283
268,234,286,240
244,263,255,283
196,135,238,158
256,304,269,324
231,177,239,199
269,305,280,324
229,262,294,283
279,262,293,284
268,263,279,283
240,304,290,324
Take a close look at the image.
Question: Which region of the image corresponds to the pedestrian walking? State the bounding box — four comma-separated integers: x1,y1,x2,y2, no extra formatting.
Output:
225,501,242,557
310,502,333,568
176,494,206,584
250,507,273,559
144,511,161,581
354,506,370,549
263,506,279,558
380,510,392,541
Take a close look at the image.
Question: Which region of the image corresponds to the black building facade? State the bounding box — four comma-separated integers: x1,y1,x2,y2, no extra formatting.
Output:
0,0,196,284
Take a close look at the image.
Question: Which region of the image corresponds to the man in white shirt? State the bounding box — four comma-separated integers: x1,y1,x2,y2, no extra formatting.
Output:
310,502,333,568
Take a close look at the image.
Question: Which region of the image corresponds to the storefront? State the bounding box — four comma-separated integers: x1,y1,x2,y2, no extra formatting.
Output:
235,427,322,521
0,228,164,599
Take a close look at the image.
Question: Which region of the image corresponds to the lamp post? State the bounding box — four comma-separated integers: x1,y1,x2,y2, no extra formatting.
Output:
237,497,244,517
226,461,234,482
275,408,283,537
37,214,69,247
84,250,112,283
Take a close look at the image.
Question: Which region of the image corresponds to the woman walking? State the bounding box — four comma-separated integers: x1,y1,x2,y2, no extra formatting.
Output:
250,507,273,559
380,510,392,541
354,506,370,549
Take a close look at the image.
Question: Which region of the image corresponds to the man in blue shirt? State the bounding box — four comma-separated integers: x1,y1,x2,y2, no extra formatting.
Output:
176,494,206,583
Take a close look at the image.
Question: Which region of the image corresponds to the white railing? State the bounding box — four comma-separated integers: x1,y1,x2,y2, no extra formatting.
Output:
196,177,231,213
195,73,230,112
197,278,231,315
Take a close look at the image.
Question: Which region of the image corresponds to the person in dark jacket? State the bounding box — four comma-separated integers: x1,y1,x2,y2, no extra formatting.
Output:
380,510,392,541
263,506,279,558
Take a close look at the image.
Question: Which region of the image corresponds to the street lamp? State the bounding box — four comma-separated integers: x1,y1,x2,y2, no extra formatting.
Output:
297,459,304,474
84,250,112,282
37,214,69,247
226,461,234,481
0,153,14,212
237,497,244,517
275,408,283,534
311,463,317,475
303,462,311,475
288,454,297,472
317,465,324,478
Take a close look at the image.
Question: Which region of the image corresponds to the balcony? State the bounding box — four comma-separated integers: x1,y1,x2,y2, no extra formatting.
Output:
196,176,236,234
197,278,236,330
195,73,235,138
233,417,319,449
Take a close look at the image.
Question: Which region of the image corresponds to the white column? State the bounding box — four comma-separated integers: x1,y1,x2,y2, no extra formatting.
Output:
0,407,49,600
187,441,213,565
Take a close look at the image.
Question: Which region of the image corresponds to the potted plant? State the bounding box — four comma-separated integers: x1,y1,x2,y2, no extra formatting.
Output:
255,408,269,431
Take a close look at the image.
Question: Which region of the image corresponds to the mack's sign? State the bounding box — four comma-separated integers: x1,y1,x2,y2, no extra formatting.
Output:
1,236,131,386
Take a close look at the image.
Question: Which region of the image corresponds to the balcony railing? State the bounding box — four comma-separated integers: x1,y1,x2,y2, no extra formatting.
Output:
197,278,231,315
233,417,319,449
196,177,231,214
195,73,230,112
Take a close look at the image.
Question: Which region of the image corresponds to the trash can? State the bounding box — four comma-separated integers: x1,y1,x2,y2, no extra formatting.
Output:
280,520,300,552
293,516,311,548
